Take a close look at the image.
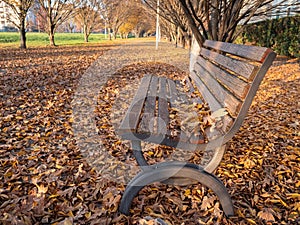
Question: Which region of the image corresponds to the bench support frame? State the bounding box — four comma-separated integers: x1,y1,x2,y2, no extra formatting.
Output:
119,140,233,216
119,161,234,217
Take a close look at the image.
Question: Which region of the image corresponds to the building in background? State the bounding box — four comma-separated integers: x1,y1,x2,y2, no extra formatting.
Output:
0,1,18,31
271,0,300,18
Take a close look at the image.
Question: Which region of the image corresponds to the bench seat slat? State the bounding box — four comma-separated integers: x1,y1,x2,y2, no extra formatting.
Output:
173,80,205,144
158,77,169,134
204,40,269,62
119,74,152,133
166,79,190,143
184,77,203,104
167,78,179,106
200,48,258,81
139,76,159,134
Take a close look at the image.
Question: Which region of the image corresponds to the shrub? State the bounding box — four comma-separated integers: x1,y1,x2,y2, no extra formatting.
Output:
241,16,299,57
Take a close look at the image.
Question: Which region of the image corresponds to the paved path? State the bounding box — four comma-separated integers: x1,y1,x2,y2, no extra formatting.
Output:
71,40,190,182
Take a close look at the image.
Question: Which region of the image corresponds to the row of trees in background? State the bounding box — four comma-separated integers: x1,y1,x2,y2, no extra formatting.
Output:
144,0,300,48
2,0,155,48
2,0,300,50
2,0,34,49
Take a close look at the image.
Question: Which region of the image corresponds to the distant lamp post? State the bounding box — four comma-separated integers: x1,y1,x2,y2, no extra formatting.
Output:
155,0,160,50
104,20,107,39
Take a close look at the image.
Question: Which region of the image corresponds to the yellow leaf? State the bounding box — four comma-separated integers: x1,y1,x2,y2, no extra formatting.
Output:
76,193,83,201
236,209,245,218
68,211,74,217
37,184,48,194
56,164,63,169
244,158,256,169
49,194,59,199
288,211,299,220
279,199,288,208
286,193,300,199
85,212,91,219
261,193,271,198
184,189,191,197
246,218,257,224
292,202,300,211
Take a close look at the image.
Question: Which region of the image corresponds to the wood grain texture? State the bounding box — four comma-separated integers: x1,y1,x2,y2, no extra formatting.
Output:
204,40,269,62
119,74,152,133
139,76,158,133
158,77,169,135
193,62,241,117
196,56,250,99
200,47,258,81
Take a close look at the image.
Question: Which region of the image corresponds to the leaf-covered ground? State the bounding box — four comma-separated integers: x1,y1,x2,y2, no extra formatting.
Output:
0,43,299,225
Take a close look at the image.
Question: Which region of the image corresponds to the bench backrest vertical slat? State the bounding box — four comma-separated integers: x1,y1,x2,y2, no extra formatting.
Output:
190,40,276,141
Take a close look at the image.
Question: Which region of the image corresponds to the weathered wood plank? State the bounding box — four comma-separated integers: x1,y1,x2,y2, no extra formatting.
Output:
166,79,190,143
184,77,203,104
193,62,242,117
190,71,222,112
196,56,250,99
204,40,270,62
200,47,258,81
174,80,206,144
119,74,152,133
167,78,178,106
139,76,158,133
158,77,169,135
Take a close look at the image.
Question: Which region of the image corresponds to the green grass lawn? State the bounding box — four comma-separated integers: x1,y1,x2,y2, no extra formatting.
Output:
0,32,110,48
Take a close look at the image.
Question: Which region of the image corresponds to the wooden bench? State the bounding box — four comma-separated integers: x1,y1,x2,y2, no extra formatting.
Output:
118,40,276,216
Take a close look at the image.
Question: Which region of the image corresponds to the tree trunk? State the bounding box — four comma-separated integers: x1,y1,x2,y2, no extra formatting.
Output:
178,0,205,46
49,24,56,46
84,33,89,42
209,0,219,40
84,25,89,42
19,18,27,49
49,32,55,46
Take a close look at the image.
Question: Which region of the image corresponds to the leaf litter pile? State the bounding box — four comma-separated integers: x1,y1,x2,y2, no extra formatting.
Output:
0,44,299,225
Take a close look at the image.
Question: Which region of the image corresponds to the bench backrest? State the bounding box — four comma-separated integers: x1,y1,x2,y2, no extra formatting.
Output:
189,40,276,142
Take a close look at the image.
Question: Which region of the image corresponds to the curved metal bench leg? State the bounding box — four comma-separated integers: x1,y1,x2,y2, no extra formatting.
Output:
131,140,148,168
119,162,234,217
201,145,226,173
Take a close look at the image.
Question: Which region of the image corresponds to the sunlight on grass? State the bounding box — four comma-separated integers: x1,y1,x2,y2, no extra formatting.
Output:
0,32,117,48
